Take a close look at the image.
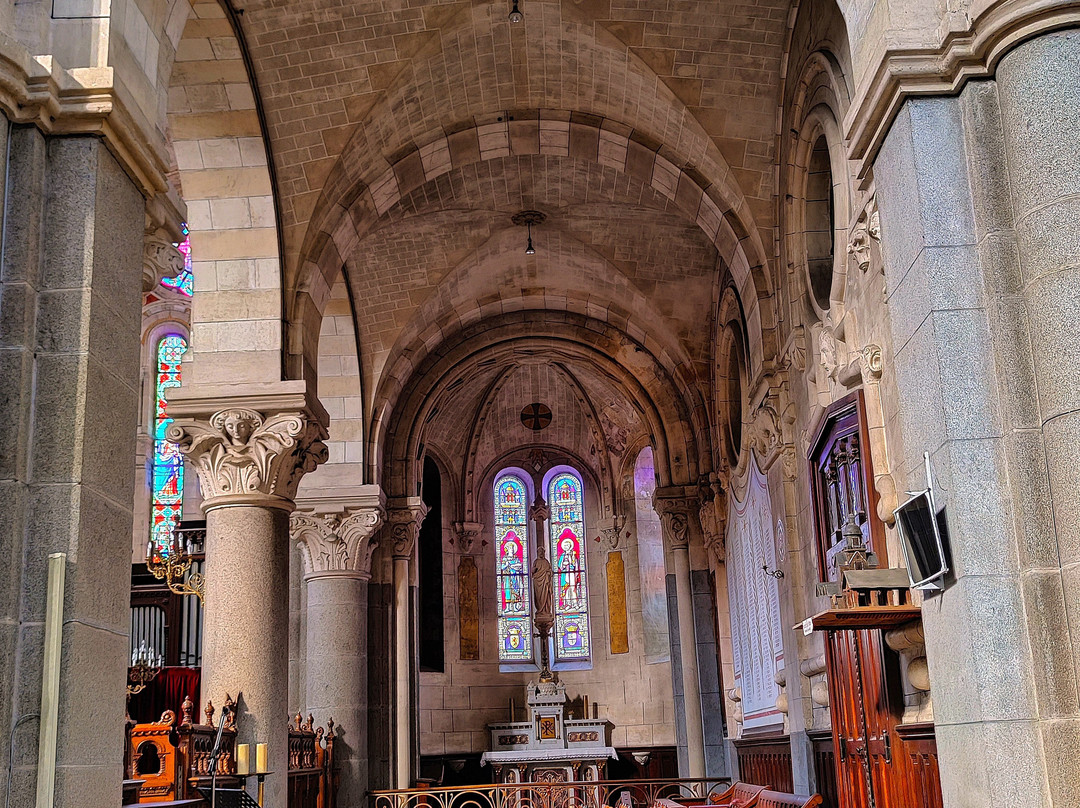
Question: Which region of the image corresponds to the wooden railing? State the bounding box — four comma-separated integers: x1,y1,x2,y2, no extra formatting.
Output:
371,777,732,808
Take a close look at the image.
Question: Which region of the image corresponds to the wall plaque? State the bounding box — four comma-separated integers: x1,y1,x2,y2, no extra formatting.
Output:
606,551,629,654
459,555,479,660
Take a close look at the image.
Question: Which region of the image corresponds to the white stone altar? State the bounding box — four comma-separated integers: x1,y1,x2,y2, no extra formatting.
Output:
481,680,616,783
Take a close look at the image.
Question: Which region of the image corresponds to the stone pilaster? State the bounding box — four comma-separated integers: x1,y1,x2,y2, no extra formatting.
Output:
385,499,428,788
873,35,1080,803
0,128,146,807
292,492,384,805
653,488,706,778
166,381,328,806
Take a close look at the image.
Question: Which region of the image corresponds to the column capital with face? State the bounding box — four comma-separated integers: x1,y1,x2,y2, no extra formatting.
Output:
165,382,329,512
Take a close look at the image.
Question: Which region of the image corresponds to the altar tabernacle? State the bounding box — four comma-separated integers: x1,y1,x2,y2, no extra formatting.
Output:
481,679,615,783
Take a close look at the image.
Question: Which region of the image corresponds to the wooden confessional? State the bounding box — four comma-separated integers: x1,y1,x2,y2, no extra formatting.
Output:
806,392,943,808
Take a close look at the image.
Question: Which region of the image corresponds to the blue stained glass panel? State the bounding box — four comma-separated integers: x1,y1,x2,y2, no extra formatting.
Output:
150,335,187,556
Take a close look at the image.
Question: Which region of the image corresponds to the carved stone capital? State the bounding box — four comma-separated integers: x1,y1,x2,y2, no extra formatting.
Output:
652,487,699,551
144,229,184,292
697,481,726,564
596,515,626,552
452,521,485,554
166,383,329,512
292,500,385,580
386,499,429,559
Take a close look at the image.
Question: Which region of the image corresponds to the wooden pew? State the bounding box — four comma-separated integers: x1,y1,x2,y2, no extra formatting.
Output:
703,783,768,807
755,790,822,808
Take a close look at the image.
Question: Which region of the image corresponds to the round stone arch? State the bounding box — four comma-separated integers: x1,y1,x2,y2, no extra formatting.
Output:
370,222,700,408
474,444,610,532
165,1,287,387
456,363,620,527
375,314,710,503
288,108,777,398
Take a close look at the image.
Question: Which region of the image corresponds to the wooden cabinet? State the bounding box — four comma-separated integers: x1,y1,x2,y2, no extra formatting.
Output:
809,396,942,808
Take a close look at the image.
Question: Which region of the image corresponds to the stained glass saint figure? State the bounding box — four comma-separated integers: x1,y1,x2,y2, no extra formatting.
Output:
547,471,590,660
150,335,187,555
495,473,533,662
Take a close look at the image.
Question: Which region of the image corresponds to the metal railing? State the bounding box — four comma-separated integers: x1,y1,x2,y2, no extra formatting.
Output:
372,777,732,808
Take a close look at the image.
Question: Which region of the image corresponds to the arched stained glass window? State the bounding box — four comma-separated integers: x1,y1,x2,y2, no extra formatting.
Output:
548,471,590,661
495,473,532,662
161,225,194,296
150,335,187,556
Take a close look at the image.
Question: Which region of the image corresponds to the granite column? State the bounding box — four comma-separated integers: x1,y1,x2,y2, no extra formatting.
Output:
654,489,706,779
291,493,384,803
167,383,328,806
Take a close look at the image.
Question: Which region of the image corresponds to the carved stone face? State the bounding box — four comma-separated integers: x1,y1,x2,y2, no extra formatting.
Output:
222,412,256,445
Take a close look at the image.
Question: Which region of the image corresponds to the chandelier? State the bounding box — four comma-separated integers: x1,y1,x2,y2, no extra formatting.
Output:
127,642,163,696
145,520,205,603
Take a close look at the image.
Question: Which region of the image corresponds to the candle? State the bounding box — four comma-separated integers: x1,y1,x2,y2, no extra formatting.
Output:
256,742,268,774
236,744,250,775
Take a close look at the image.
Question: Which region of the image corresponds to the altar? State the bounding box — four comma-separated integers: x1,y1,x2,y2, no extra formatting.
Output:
481,679,616,783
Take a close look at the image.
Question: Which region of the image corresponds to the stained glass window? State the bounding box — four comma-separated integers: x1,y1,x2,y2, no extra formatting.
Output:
161,225,194,296
150,335,187,557
548,471,590,661
495,473,533,662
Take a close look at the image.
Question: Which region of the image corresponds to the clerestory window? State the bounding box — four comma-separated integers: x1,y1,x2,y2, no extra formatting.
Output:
494,466,591,666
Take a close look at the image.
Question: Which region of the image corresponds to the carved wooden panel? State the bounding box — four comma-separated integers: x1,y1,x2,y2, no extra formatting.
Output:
606,551,629,654
896,723,942,808
458,555,479,660
733,735,794,792
808,729,839,808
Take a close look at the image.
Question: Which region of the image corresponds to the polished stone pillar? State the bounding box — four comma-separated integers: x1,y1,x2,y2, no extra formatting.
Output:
168,383,328,806
654,489,706,779
291,493,384,804
0,127,145,807
873,32,1080,804
386,500,428,788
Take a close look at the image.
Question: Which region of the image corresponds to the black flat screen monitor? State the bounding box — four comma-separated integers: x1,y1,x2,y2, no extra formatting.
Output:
895,490,948,590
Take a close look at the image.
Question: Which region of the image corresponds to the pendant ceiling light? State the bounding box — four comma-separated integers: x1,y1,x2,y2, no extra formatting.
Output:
509,0,523,23
512,210,545,255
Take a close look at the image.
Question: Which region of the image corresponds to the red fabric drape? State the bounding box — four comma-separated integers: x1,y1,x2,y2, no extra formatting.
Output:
128,667,201,725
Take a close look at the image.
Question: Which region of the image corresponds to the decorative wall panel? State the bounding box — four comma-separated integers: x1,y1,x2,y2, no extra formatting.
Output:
726,455,784,731
459,556,479,660
607,551,629,654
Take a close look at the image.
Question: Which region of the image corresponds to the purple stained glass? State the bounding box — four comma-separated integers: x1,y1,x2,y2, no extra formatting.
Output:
151,335,187,556
495,474,533,661
548,471,590,661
